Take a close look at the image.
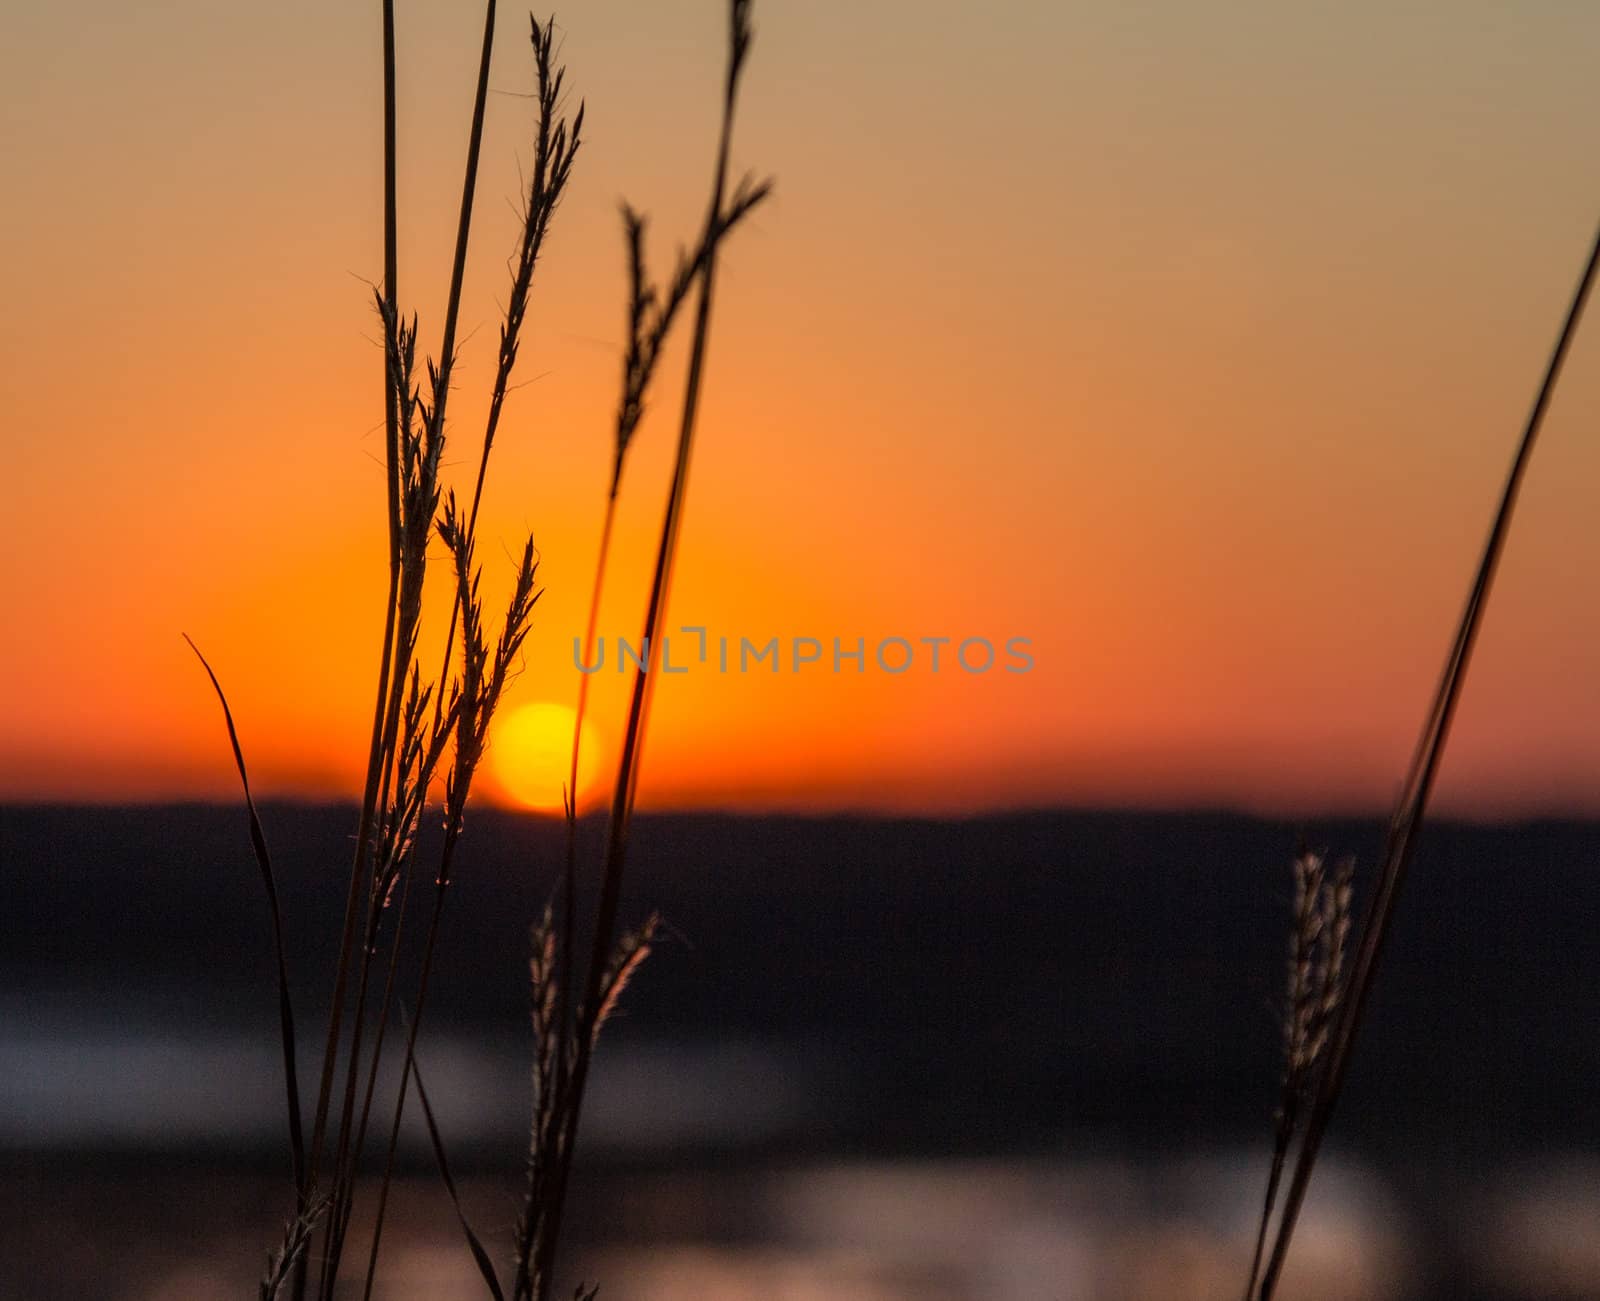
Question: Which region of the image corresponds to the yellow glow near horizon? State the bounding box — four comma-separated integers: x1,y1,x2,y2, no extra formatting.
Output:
489,702,602,813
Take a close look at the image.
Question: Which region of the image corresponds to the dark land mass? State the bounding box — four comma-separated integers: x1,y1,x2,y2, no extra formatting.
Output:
4,803,1596,1166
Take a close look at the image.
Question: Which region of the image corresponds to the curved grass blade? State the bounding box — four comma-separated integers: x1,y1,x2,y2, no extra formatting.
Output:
183,633,307,1199
408,1014,507,1301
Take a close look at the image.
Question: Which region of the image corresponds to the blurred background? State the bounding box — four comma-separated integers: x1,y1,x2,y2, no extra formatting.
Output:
3,805,1597,1298
6,0,1600,1296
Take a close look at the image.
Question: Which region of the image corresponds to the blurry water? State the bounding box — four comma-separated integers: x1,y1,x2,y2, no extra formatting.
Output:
3,1008,1596,1301
0,1004,817,1154
6,1152,1599,1299
0,1158,1373,1299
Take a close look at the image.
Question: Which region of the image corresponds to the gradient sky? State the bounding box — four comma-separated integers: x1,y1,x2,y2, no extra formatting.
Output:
4,0,1599,816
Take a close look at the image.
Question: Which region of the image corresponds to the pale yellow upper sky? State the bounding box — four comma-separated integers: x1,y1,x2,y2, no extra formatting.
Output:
3,1,1599,814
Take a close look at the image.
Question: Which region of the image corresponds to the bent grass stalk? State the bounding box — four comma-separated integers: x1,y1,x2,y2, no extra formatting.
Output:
183,636,307,1202
410,1015,508,1300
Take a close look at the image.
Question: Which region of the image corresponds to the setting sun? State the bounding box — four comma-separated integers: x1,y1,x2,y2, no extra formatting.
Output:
489,701,602,812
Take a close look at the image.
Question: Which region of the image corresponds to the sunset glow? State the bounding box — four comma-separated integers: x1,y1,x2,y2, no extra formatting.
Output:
3,1,1599,816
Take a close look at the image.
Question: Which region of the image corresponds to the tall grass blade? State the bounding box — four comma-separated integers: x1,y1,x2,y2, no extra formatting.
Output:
530,6,770,1294
354,0,502,1275
308,0,405,1215
1254,212,1600,1298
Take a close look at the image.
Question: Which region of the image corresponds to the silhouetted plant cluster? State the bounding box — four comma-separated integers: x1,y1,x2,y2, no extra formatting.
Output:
190,3,769,1297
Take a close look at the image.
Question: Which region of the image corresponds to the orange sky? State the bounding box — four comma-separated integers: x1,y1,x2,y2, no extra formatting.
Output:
4,1,1599,816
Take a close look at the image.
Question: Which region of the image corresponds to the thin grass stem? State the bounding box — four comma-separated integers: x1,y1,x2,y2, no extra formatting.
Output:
1254,212,1600,1299
183,635,306,1200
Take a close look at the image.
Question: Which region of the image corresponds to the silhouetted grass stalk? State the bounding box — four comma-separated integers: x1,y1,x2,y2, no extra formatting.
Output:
325,27,579,1259
298,5,409,1289
361,514,541,1299
347,12,587,1294
410,1014,508,1300
305,0,404,1226
352,0,505,1249
521,7,770,1295
184,636,307,1200
1243,850,1350,1299
1250,212,1600,1299
553,195,762,1175
308,3,568,1293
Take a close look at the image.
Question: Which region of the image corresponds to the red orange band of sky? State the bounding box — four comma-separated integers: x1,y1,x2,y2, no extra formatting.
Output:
3,0,1598,816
